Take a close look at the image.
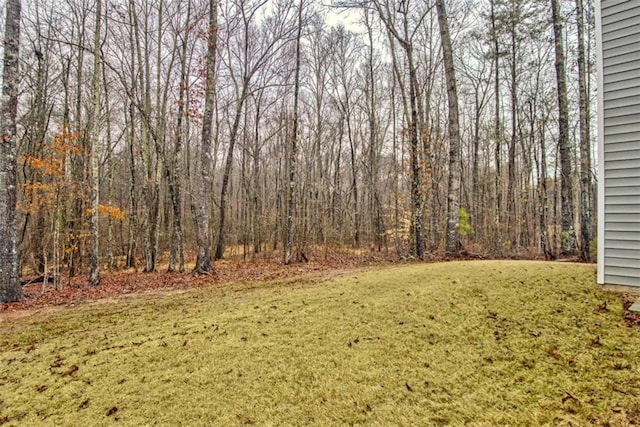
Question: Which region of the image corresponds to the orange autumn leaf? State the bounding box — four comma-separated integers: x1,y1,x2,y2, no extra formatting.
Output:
85,204,126,221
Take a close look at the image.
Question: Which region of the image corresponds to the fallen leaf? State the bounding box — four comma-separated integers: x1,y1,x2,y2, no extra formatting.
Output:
545,346,562,360
62,365,79,377
597,301,609,313
236,414,253,424
562,391,579,404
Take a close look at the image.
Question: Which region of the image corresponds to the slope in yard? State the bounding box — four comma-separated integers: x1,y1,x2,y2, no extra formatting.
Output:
1,261,639,425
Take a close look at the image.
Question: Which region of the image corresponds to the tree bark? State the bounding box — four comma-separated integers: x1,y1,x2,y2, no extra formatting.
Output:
194,0,218,273
168,1,191,273
126,102,137,269
535,99,555,260
437,0,461,253
0,0,24,302
88,0,103,287
551,0,576,256
284,0,304,265
575,0,591,261
364,9,383,251
490,0,503,255
406,53,424,259
507,18,518,251
69,7,88,279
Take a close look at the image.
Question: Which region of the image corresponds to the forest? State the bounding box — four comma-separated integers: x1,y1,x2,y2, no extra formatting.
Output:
1,0,596,302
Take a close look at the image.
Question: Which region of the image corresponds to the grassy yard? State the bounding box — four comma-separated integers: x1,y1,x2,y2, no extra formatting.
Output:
1,261,639,426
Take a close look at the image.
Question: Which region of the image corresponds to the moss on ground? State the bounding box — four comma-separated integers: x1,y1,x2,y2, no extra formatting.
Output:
1,261,639,426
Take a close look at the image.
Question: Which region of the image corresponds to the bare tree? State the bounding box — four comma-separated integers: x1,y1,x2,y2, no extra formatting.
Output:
575,0,591,261
4,0,600,277
550,0,576,255
168,1,191,273
436,0,461,253
214,0,296,260
527,42,555,260
329,26,361,249
0,0,24,302
460,33,492,240
363,8,384,251
489,0,503,254
88,0,102,286
194,0,218,274
372,0,426,259
283,0,304,265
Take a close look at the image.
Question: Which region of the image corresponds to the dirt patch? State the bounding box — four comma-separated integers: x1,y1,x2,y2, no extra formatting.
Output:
0,308,50,322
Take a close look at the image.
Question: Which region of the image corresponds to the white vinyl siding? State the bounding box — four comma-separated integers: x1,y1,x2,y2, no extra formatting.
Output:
598,0,640,287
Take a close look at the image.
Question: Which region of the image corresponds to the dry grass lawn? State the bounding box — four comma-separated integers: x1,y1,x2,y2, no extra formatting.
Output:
1,260,639,426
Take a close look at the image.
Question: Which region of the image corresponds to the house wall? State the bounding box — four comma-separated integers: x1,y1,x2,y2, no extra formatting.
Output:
597,0,640,286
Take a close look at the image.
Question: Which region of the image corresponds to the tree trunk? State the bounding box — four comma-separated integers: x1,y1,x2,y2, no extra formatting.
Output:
472,90,480,235
372,0,424,259
194,0,218,273
214,89,245,261
576,0,591,261
103,64,114,272
491,0,503,255
346,109,359,248
364,9,383,251
407,53,424,259
551,0,576,256
127,0,154,273
507,22,518,251
251,92,263,255
0,0,24,302
537,103,555,260
437,0,461,254
168,1,191,273
126,102,137,269
284,0,304,265
69,17,87,278
88,0,102,287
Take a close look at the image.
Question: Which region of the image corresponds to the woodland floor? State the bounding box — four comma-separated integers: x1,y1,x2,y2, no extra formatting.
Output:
1,259,640,425
0,249,480,319
1,250,397,319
